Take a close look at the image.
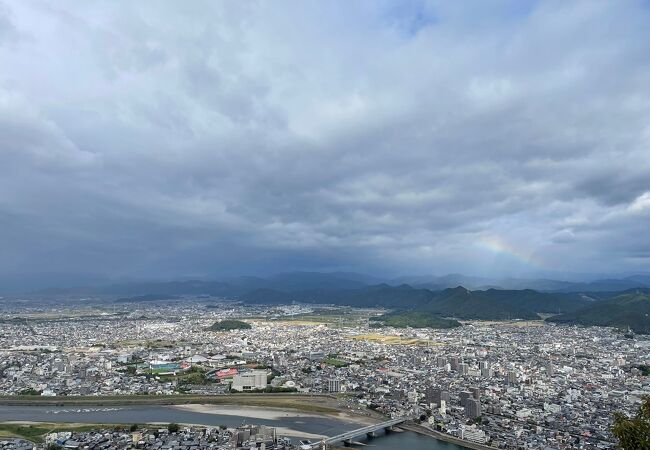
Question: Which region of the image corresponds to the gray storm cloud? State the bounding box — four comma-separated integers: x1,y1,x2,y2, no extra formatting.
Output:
0,0,649,284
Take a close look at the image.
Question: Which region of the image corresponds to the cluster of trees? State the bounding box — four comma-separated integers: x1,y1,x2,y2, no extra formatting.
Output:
208,320,252,331
370,311,461,329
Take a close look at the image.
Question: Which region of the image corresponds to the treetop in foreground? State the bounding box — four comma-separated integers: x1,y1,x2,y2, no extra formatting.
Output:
612,395,650,449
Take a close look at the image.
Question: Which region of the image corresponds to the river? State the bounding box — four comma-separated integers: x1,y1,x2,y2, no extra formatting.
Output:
0,404,468,449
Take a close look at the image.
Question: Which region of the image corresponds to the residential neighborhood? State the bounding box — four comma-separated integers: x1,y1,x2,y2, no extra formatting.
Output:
1,298,648,449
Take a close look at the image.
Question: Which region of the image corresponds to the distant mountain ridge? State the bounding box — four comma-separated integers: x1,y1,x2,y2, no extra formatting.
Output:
22,270,650,298
11,270,650,331
29,271,372,297
398,273,650,292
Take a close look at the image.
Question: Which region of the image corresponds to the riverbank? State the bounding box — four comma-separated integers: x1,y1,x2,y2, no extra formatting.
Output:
171,403,377,426
0,403,369,443
170,404,379,439
0,394,339,414
401,423,493,450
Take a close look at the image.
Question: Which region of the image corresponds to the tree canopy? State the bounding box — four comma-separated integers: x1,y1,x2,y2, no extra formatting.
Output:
612,396,650,450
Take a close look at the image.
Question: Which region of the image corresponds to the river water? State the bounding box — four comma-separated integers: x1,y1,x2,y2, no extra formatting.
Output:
0,404,468,449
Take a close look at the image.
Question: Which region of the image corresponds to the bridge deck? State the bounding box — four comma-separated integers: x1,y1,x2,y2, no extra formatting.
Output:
315,417,408,446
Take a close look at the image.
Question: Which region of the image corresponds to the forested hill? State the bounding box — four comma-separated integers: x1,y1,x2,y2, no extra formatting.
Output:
412,287,588,320
242,284,590,320
547,292,650,334
241,284,437,308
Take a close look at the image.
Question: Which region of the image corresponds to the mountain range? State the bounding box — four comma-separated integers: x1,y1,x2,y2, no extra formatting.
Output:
396,273,650,292
9,271,650,333
22,271,650,297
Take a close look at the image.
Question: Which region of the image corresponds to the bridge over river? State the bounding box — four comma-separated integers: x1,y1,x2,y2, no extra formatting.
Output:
307,416,410,448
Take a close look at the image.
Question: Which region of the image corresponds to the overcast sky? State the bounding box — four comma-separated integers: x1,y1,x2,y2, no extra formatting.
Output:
1,0,649,285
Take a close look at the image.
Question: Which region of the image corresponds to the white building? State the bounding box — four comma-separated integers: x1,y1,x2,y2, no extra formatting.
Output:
460,425,487,444
231,370,268,392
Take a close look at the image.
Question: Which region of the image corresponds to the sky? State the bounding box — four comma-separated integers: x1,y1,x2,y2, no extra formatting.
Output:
1,0,650,287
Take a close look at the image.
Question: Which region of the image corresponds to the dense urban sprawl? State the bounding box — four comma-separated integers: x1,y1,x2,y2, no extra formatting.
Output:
1,298,648,449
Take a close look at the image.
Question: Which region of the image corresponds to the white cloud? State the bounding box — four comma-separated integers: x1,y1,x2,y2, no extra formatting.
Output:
0,0,649,280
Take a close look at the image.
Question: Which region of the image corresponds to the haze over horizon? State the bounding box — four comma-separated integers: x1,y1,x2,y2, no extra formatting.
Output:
2,1,650,288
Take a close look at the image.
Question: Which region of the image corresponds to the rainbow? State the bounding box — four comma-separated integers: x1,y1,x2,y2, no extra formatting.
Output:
477,235,544,267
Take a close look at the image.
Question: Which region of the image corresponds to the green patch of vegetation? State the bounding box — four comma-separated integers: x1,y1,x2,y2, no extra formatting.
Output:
0,424,50,443
323,358,349,367
18,388,42,396
372,311,461,329
208,320,252,331
176,368,210,386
